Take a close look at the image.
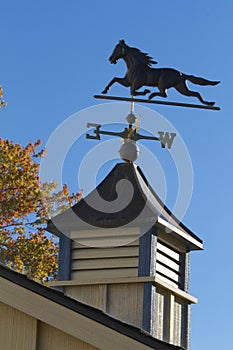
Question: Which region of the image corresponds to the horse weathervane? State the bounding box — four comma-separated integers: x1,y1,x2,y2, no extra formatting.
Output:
87,40,220,162
95,39,220,110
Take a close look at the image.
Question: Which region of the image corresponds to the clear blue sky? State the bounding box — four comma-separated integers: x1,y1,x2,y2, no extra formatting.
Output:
1,1,232,349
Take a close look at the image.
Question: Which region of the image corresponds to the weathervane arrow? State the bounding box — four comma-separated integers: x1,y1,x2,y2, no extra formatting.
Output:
86,122,176,150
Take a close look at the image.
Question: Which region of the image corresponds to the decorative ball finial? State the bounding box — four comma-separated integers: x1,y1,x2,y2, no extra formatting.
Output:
119,139,140,163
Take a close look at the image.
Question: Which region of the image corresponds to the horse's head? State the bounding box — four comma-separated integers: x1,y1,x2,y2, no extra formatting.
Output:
109,40,127,64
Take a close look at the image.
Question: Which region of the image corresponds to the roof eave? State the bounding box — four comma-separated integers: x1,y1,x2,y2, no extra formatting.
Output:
157,217,203,251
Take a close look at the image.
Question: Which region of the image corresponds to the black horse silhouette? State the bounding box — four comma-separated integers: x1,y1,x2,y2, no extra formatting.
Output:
102,40,220,106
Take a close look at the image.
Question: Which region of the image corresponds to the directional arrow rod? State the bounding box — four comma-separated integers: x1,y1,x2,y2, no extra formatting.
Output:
86,123,176,149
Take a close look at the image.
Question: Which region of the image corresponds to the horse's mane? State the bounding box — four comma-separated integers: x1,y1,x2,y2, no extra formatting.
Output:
129,47,157,67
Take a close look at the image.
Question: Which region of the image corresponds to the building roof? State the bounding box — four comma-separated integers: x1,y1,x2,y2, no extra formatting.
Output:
0,264,184,350
47,162,202,250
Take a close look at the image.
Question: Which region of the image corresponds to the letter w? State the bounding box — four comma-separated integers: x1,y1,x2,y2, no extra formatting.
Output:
158,131,176,149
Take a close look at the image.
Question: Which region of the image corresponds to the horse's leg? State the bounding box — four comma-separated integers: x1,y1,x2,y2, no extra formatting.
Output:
102,76,130,94
149,91,167,99
130,82,150,97
131,88,151,97
174,80,215,106
148,86,167,100
147,77,168,99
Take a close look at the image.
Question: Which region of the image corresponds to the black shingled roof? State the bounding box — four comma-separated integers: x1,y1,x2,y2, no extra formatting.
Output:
47,162,202,246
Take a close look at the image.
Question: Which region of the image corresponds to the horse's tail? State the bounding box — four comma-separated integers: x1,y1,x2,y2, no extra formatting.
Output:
184,74,220,86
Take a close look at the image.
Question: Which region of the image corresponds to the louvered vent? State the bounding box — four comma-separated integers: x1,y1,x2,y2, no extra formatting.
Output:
71,239,139,280
156,239,183,288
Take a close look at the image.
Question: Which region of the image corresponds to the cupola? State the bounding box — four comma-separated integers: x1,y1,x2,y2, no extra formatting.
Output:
47,162,203,350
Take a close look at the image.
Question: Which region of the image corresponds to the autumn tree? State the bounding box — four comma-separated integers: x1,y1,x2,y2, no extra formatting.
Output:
0,86,7,108
0,139,82,283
